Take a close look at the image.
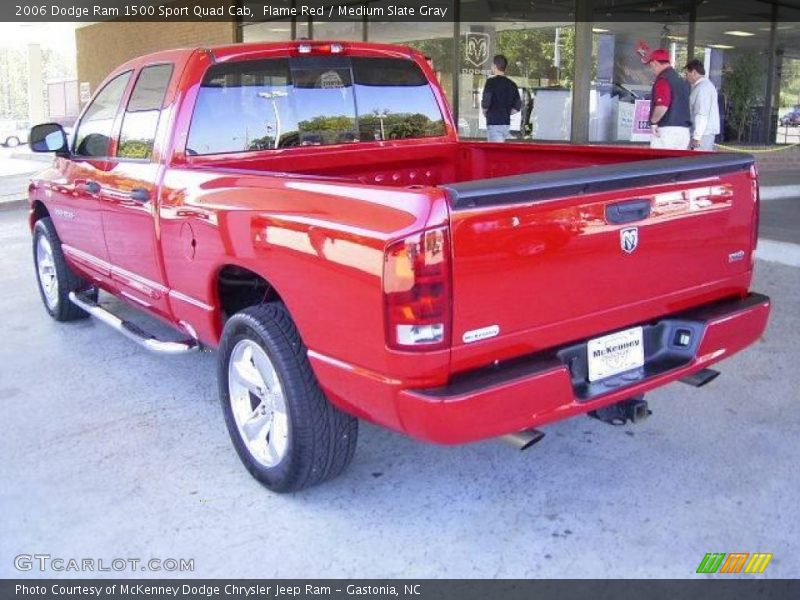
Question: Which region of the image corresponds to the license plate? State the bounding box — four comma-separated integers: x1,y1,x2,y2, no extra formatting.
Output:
587,326,644,382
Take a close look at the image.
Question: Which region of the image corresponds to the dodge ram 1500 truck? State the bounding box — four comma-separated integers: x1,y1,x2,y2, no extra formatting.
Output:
27,41,770,492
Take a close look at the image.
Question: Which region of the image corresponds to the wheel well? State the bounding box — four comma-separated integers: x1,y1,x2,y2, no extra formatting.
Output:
31,201,50,225
217,265,281,323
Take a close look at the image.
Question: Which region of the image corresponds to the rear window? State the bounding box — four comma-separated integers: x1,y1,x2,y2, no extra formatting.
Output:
186,56,446,155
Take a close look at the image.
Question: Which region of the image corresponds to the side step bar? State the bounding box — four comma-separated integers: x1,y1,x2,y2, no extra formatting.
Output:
69,291,199,355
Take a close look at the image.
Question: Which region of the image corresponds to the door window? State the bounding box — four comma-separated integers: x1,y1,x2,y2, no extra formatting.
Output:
73,71,131,158
118,64,174,160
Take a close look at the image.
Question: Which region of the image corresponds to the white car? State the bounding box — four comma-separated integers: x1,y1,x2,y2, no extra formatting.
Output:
0,121,29,147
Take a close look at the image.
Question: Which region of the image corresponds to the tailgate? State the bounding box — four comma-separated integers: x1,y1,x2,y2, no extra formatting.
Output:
443,153,758,372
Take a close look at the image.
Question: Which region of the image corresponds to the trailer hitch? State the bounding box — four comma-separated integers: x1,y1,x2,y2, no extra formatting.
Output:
589,396,650,426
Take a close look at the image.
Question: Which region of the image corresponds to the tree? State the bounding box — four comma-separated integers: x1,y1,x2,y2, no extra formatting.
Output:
723,53,767,142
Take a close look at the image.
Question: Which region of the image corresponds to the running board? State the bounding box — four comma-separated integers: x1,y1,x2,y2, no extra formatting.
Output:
69,291,199,355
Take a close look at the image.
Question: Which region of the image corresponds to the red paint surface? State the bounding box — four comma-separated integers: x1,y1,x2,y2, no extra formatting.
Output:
29,42,770,443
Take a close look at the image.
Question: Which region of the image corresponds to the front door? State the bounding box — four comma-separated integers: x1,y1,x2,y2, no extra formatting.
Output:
55,71,132,282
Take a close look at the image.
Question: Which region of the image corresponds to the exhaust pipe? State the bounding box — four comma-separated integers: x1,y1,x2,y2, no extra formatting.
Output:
501,429,545,451
680,368,720,388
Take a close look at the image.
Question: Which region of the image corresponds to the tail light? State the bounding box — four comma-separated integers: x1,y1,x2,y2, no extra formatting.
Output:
296,43,345,55
383,227,451,351
748,163,760,251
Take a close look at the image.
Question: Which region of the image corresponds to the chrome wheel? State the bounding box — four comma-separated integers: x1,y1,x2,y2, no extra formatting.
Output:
36,235,59,309
227,339,289,468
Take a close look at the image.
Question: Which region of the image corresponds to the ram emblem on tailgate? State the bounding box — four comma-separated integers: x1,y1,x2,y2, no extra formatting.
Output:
620,227,639,254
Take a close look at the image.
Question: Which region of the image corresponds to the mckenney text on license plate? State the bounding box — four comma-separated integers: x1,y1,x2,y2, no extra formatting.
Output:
587,326,644,382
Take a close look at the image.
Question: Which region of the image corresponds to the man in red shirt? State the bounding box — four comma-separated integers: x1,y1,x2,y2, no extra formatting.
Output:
641,48,692,149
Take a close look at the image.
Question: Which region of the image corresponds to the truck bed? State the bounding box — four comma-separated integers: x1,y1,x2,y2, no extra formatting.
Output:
188,140,696,188
188,141,758,377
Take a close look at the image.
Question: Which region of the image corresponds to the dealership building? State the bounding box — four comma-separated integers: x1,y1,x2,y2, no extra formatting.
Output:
75,0,800,147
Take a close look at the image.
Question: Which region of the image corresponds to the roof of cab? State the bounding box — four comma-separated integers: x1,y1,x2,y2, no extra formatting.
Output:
208,40,421,62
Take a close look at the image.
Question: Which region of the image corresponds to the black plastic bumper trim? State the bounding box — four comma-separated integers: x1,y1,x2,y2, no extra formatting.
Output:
412,293,769,401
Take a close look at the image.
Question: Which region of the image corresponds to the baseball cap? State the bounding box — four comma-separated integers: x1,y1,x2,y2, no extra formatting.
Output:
641,48,671,64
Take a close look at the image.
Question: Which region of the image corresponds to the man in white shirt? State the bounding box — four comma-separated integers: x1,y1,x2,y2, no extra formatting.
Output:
684,58,721,151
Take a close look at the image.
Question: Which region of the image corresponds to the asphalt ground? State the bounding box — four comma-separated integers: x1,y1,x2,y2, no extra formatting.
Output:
0,205,798,578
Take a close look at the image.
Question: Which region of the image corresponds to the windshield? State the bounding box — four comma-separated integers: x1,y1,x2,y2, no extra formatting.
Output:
187,56,446,155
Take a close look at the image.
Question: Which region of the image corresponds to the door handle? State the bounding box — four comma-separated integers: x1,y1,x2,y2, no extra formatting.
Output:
605,199,651,224
129,188,151,203
77,180,101,194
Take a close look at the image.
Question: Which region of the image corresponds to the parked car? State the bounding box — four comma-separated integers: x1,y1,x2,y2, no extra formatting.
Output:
779,108,800,127
0,120,28,147
27,41,770,492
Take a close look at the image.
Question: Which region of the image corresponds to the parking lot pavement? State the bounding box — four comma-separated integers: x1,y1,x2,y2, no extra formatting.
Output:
761,197,800,245
0,205,798,579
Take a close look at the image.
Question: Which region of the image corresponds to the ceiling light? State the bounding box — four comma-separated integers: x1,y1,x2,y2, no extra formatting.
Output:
592,28,609,33
708,44,735,49
724,30,755,37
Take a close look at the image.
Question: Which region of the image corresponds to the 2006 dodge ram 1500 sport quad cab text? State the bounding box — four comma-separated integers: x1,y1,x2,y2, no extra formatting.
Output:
27,41,770,492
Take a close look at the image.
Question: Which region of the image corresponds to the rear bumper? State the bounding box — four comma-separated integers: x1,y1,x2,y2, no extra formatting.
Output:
310,293,770,444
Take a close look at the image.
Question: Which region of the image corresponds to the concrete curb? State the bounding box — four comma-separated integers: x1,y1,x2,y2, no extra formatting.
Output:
0,199,27,211
9,151,50,163
760,185,800,202
756,239,800,268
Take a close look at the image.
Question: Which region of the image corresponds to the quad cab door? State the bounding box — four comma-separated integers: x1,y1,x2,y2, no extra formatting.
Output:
93,63,176,319
54,71,133,286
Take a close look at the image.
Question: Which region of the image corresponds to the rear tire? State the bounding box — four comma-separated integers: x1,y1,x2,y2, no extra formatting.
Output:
33,217,97,322
218,303,358,492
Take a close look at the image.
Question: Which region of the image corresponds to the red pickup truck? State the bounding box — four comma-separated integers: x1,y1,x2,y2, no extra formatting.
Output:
28,41,770,492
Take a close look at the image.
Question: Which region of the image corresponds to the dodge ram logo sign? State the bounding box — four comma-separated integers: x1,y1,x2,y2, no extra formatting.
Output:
465,32,490,68
620,227,639,254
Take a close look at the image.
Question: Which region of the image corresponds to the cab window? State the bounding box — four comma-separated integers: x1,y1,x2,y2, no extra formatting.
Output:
73,71,131,158
187,56,445,155
117,64,173,160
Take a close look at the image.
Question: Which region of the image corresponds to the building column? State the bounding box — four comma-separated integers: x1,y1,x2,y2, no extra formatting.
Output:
27,43,45,126
570,2,593,144
452,11,460,127
687,0,697,58
763,4,779,144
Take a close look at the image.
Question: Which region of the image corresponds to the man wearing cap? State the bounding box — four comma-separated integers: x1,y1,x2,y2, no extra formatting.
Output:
642,48,692,150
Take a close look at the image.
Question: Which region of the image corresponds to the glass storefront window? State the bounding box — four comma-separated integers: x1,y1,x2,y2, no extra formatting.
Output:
367,22,455,103
236,0,790,147
242,21,294,43
311,20,364,41
459,22,575,141
694,21,772,144
589,22,689,143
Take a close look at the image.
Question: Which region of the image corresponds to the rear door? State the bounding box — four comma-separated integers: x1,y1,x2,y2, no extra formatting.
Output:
445,155,758,371
97,63,174,318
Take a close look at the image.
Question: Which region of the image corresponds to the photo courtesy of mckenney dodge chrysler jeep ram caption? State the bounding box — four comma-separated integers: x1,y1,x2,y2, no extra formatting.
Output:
26,41,771,492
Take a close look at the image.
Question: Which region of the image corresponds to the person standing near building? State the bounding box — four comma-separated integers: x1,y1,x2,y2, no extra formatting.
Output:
641,47,692,149
482,55,521,142
684,58,721,151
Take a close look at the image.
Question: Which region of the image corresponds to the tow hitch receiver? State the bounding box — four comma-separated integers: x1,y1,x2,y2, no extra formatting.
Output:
589,395,650,426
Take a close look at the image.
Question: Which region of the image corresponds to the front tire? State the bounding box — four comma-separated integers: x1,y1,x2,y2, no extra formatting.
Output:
33,217,96,322
218,303,358,492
